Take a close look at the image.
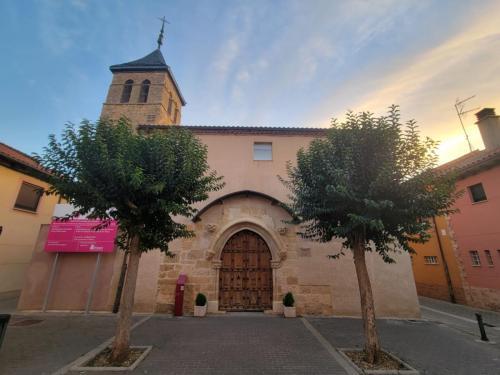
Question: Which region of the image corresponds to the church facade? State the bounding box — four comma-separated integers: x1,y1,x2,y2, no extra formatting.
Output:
18,45,420,317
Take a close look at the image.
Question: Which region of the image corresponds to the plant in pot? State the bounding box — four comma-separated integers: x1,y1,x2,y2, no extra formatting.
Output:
194,293,207,317
283,292,296,318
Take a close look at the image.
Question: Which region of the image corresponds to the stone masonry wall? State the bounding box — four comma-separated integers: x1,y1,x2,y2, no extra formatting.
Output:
154,194,420,318
101,71,182,126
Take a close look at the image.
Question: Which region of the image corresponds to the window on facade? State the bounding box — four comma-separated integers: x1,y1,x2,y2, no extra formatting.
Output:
167,93,173,114
14,182,43,212
120,79,133,103
138,79,151,103
470,250,481,266
174,108,179,123
253,142,272,160
484,250,494,266
424,256,438,265
468,183,487,203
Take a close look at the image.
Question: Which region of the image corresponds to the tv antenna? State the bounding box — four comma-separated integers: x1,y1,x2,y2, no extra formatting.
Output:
454,95,479,152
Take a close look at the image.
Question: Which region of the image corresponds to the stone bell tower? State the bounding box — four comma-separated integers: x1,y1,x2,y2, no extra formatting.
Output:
101,21,186,128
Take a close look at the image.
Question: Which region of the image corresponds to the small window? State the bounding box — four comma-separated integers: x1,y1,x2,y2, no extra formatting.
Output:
470,250,481,266
167,94,173,114
138,79,151,103
174,107,179,123
469,183,487,203
253,142,272,160
120,79,133,103
146,114,156,123
424,256,439,265
14,182,43,212
484,250,494,266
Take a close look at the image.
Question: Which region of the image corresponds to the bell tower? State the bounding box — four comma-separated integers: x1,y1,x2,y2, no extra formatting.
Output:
101,20,186,128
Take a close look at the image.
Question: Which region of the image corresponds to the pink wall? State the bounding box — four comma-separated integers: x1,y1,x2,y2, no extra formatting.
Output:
449,165,500,290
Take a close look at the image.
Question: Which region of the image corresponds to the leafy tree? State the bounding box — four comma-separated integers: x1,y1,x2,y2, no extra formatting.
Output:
282,106,456,363
36,119,223,361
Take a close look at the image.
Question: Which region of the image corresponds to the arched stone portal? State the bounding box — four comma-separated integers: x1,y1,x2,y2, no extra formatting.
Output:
219,230,273,311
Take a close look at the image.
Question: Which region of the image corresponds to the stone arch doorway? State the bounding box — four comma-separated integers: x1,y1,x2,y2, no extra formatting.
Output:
219,230,273,311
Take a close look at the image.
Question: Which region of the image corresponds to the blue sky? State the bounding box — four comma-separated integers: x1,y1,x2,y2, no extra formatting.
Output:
1,0,500,163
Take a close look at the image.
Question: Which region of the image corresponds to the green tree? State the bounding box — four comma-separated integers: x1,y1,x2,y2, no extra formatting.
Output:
36,119,223,361
282,106,456,363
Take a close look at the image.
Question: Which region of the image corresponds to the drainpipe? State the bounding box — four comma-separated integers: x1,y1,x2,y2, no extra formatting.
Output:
432,216,456,303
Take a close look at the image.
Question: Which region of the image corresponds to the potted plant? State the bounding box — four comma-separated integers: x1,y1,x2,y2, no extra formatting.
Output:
194,293,207,317
283,292,296,318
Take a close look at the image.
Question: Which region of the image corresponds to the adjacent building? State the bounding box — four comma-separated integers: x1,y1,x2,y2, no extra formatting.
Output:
412,108,500,311
0,143,59,298
18,40,420,317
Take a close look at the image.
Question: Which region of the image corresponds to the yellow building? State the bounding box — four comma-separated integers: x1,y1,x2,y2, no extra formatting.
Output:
411,216,467,304
0,143,59,298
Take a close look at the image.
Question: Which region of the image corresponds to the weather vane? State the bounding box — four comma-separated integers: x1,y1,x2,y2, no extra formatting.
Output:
157,16,170,50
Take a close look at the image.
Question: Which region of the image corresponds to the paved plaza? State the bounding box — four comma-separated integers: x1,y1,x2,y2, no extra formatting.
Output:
0,298,499,374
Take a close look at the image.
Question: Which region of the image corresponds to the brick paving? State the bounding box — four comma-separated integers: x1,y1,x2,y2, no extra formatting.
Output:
73,314,348,375
309,317,500,375
420,296,500,344
1,307,500,375
0,314,142,375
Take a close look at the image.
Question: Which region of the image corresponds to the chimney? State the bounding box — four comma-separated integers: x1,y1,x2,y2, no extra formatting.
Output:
475,107,500,150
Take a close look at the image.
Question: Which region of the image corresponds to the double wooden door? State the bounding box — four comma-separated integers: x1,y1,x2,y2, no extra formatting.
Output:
219,230,273,311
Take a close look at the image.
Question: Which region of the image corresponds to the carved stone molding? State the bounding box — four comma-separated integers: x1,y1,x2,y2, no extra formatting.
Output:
206,250,216,261
271,260,281,269
205,223,217,233
278,227,288,235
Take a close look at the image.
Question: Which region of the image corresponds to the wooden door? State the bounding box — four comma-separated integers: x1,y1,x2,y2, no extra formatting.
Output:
219,230,272,311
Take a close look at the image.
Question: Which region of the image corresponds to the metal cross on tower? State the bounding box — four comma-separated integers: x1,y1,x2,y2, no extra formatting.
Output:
157,16,170,50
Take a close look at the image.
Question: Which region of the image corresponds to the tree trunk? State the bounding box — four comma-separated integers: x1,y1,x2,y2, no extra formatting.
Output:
352,233,381,364
110,235,141,362
112,251,129,314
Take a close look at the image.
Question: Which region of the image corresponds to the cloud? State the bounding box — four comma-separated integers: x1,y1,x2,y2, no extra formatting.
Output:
296,36,335,83
306,1,500,163
212,37,241,77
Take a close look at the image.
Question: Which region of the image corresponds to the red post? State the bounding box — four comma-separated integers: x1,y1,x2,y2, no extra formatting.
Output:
174,274,187,316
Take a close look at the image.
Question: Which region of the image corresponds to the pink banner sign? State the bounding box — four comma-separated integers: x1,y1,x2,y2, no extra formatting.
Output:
44,219,118,253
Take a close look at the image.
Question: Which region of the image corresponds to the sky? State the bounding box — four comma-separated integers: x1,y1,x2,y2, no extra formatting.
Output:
1,0,500,164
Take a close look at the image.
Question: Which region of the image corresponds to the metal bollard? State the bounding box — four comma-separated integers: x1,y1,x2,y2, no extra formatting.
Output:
475,313,489,342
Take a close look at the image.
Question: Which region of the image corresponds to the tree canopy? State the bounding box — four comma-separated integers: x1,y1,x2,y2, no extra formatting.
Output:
36,118,224,254
282,105,457,261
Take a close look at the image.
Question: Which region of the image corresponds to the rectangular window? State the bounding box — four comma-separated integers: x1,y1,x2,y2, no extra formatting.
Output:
14,182,43,212
470,250,481,266
468,183,487,203
484,250,494,266
253,142,272,161
424,256,439,265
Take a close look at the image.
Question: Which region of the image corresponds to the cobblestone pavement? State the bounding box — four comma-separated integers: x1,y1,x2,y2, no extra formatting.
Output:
419,296,500,345
309,316,500,375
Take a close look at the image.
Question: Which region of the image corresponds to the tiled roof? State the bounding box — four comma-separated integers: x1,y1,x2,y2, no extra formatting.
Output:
436,147,500,178
138,124,328,136
109,49,186,105
0,142,50,177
